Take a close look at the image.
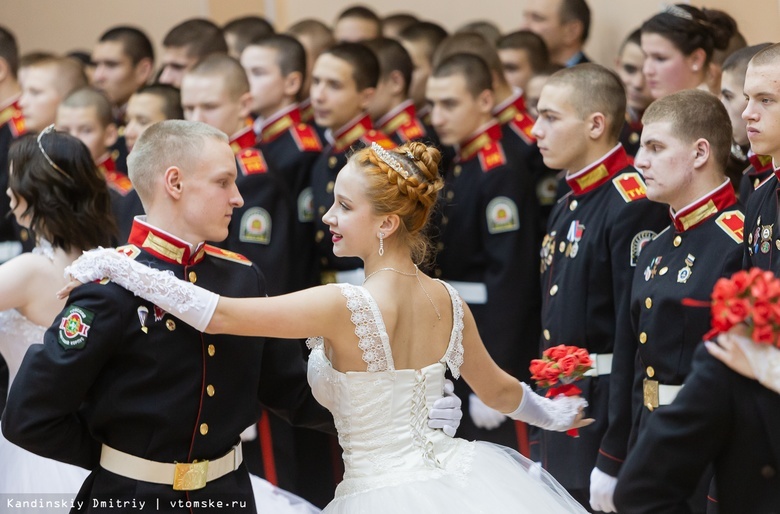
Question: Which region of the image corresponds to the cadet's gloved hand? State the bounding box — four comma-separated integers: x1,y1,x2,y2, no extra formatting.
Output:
589,466,618,513
469,393,507,430
428,379,462,437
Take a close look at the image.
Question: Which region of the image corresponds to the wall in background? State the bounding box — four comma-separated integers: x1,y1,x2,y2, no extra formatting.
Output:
0,0,776,70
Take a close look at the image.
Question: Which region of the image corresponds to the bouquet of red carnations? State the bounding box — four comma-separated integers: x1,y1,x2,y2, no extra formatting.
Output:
530,344,593,437
702,267,780,348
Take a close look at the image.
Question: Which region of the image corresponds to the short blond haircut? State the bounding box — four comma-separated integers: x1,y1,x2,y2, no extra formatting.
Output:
127,120,228,207
185,54,249,100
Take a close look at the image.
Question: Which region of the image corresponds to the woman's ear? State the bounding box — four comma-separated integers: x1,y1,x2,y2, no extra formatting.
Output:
379,213,401,237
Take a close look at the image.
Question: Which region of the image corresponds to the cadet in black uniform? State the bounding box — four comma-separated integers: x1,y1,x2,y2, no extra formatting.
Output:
718,44,774,202
309,42,396,285
434,33,554,234
285,19,336,125
592,90,743,513
158,18,228,89
241,34,323,292
397,21,448,128
531,64,668,508
3,121,333,512
363,38,431,146
181,54,293,297
427,53,540,453
741,44,780,276
614,341,780,514
615,29,653,160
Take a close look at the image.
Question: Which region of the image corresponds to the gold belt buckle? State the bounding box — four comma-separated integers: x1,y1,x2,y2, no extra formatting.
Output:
643,378,659,412
173,460,209,491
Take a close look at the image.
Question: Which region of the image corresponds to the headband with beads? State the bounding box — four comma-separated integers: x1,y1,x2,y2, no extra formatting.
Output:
371,142,416,179
662,4,694,21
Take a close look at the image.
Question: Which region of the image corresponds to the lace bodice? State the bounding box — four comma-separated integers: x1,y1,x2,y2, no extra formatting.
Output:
0,310,46,390
306,282,473,498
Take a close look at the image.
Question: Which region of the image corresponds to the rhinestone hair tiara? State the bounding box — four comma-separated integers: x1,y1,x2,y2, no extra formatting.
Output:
371,142,415,179
662,4,694,21
36,124,69,178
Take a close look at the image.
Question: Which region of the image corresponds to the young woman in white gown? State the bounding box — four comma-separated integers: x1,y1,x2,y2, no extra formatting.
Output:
65,141,592,513
0,127,112,494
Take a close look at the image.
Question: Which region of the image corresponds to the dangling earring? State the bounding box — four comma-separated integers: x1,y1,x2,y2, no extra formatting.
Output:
379,232,385,256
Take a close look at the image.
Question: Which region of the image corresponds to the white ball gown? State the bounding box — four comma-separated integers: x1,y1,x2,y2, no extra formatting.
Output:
307,283,587,513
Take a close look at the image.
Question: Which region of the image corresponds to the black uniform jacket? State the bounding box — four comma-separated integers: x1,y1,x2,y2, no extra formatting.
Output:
2,219,331,512
536,144,668,489
257,104,323,291
614,344,780,514
600,181,744,477
744,168,780,274
739,152,774,205
226,127,295,296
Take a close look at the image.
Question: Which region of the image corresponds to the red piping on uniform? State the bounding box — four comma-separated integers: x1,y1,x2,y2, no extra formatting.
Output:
258,412,278,485
514,421,530,458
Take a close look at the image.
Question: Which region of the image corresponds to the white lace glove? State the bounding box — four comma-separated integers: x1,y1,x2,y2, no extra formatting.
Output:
504,382,587,432
589,467,617,512
428,379,462,437
65,248,219,333
469,393,507,430
732,335,780,395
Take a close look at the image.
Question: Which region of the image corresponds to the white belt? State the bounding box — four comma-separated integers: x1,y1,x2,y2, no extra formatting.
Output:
583,353,613,376
100,443,243,491
447,281,488,304
658,383,683,405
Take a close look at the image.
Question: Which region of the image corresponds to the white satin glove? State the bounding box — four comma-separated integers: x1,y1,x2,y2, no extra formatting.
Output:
505,382,587,432
428,379,462,437
469,393,508,430
64,248,219,332
589,467,617,512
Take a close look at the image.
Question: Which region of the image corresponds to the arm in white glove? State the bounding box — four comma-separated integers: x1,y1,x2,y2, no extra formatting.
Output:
469,393,507,430
428,379,462,437
707,333,780,395
63,248,219,333
589,467,617,513
503,382,588,432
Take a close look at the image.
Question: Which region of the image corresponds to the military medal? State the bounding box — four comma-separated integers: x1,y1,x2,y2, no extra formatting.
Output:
540,231,556,273
677,254,695,283
565,220,584,258
644,256,662,281
137,305,149,334
760,224,773,254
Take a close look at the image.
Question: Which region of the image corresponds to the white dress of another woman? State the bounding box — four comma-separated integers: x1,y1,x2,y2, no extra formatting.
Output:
0,244,89,495
307,283,587,513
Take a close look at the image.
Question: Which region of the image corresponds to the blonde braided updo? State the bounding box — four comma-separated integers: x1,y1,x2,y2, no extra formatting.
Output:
349,141,444,264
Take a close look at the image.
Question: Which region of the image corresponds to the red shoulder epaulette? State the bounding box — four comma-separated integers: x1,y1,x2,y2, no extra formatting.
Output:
104,169,134,196
478,141,507,172
203,244,253,266
236,148,268,175
508,112,536,145
8,109,25,137
397,118,426,142
715,210,745,244
361,130,396,150
291,123,323,152
612,172,648,202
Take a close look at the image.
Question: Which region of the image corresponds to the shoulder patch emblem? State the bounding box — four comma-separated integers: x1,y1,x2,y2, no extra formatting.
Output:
613,172,647,202
116,244,141,259
239,207,272,245
297,187,314,223
509,113,536,145
398,119,425,142
237,148,268,175
291,123,323,152
478,142,507,172
486,196,520,234
362,130,396,149
630,230,657,267
58,305,95,350
715,210,744,244
204,245,253,265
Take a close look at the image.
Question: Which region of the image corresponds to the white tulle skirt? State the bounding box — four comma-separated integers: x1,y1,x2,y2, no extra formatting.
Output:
323,441,587,514
249,474,321,514
0,429,89,495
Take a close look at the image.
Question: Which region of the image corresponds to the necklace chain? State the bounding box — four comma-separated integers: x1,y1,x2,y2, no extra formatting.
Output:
362,265,442,320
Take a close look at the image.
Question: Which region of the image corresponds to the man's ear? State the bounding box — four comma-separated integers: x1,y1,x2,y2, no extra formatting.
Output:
163,166,183,199
587,112,607,140
358,87,376,110
283,71,303,100
692,138,711,169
